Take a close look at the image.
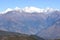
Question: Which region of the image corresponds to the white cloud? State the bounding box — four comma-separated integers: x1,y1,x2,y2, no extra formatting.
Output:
44,8,55,12
0,7,21,14
1,8,13,14
23,6,45,13
0,6,60,14
22,7,60,13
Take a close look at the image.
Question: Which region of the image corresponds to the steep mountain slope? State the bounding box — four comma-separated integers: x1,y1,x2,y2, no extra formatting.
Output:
37,11,60,39
37,19,60,39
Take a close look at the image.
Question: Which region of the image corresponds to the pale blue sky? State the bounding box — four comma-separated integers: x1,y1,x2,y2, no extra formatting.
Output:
0,0,60,11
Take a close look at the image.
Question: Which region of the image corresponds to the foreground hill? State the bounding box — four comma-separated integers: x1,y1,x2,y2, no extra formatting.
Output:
0,30,45,40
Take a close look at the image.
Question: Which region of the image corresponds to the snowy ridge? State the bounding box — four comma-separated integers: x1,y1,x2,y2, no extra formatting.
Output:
0,6,60,14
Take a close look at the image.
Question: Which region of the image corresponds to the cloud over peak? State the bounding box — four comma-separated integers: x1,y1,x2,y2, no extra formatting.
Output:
23,7,59,13
23,7,43,13
0,6,60,14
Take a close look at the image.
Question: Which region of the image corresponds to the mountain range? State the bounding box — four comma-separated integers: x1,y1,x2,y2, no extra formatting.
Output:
0,7,60,39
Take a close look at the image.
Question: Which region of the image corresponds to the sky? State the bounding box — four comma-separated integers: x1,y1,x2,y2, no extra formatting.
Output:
0,0,60,12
